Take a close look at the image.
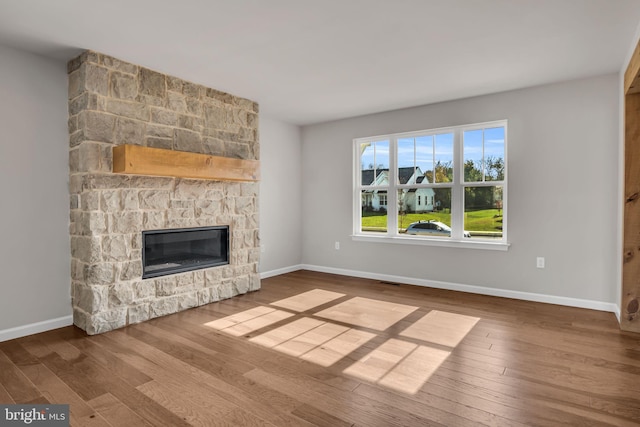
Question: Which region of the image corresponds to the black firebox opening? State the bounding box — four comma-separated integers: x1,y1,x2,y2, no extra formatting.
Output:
142,226,229,279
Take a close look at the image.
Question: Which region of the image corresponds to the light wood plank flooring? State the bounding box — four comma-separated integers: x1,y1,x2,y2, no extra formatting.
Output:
1,270,640,426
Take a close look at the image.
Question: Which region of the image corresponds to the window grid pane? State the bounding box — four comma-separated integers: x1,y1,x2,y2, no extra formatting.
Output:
355,121,506,243
484,127,505,181
463,127,505,183
463,185,504,239
434,133,454,183
399,188,453,237
360,140,390,187
361,190,387,233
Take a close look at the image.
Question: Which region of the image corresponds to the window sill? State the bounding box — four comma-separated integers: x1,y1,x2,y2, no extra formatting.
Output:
351,234,510,251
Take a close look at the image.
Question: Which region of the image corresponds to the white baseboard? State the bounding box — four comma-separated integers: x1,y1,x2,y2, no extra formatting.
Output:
283,264,618,314
0,315,73,343
260,264,305,279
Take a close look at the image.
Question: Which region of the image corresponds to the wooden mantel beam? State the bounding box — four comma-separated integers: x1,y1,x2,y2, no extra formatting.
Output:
113,144,260,182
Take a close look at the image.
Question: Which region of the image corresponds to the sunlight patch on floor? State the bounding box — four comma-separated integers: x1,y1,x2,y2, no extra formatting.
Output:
400,310,480,347
269,322,348,357
270,289,346,312
203,306,276,330
343,338,416,382
249,317,325,348
250,317,376,366
202,289,480,395
205,308,294,336
343,338,450,394
300,328,375,367
314,297,418,331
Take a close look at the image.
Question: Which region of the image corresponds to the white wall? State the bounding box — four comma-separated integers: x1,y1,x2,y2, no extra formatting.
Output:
259,117,303,275
0,44,71,339
301,74,619,306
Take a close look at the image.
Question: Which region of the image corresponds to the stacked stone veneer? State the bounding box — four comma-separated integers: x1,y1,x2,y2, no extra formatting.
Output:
67,51,260,335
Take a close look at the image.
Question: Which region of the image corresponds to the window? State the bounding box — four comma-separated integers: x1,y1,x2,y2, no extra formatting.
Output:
354,120,507,249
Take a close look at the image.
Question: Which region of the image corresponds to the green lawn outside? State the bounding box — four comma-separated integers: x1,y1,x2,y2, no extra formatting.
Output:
362,209,503,232
463,209,503,232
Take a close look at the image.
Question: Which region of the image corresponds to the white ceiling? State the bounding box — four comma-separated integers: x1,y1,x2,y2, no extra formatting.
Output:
1,0,639,125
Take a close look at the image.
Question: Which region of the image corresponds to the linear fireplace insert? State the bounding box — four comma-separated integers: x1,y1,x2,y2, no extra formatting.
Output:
142,226,229,279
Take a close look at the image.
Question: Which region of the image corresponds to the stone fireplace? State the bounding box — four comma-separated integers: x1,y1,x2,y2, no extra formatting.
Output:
68,51,260,335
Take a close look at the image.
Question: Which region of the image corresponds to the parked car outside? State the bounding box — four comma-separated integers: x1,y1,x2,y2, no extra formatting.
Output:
405,220,471,238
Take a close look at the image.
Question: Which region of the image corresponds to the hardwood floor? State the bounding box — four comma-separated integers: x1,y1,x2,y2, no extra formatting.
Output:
1,270,640,426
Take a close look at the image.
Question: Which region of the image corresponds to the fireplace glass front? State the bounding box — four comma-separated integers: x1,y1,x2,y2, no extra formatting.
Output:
142,226,229,279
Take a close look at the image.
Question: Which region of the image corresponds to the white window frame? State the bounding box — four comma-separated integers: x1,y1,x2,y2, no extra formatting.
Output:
352,120,509,251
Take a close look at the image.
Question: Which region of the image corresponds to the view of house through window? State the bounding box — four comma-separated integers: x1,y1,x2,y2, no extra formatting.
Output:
356,121,506,244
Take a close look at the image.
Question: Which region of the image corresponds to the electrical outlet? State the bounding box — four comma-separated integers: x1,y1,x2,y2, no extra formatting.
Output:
261,244,266,254
536,257,545,269
335,241,340,250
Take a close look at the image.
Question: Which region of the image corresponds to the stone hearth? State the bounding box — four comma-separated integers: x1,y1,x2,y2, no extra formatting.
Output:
68,51,260,334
